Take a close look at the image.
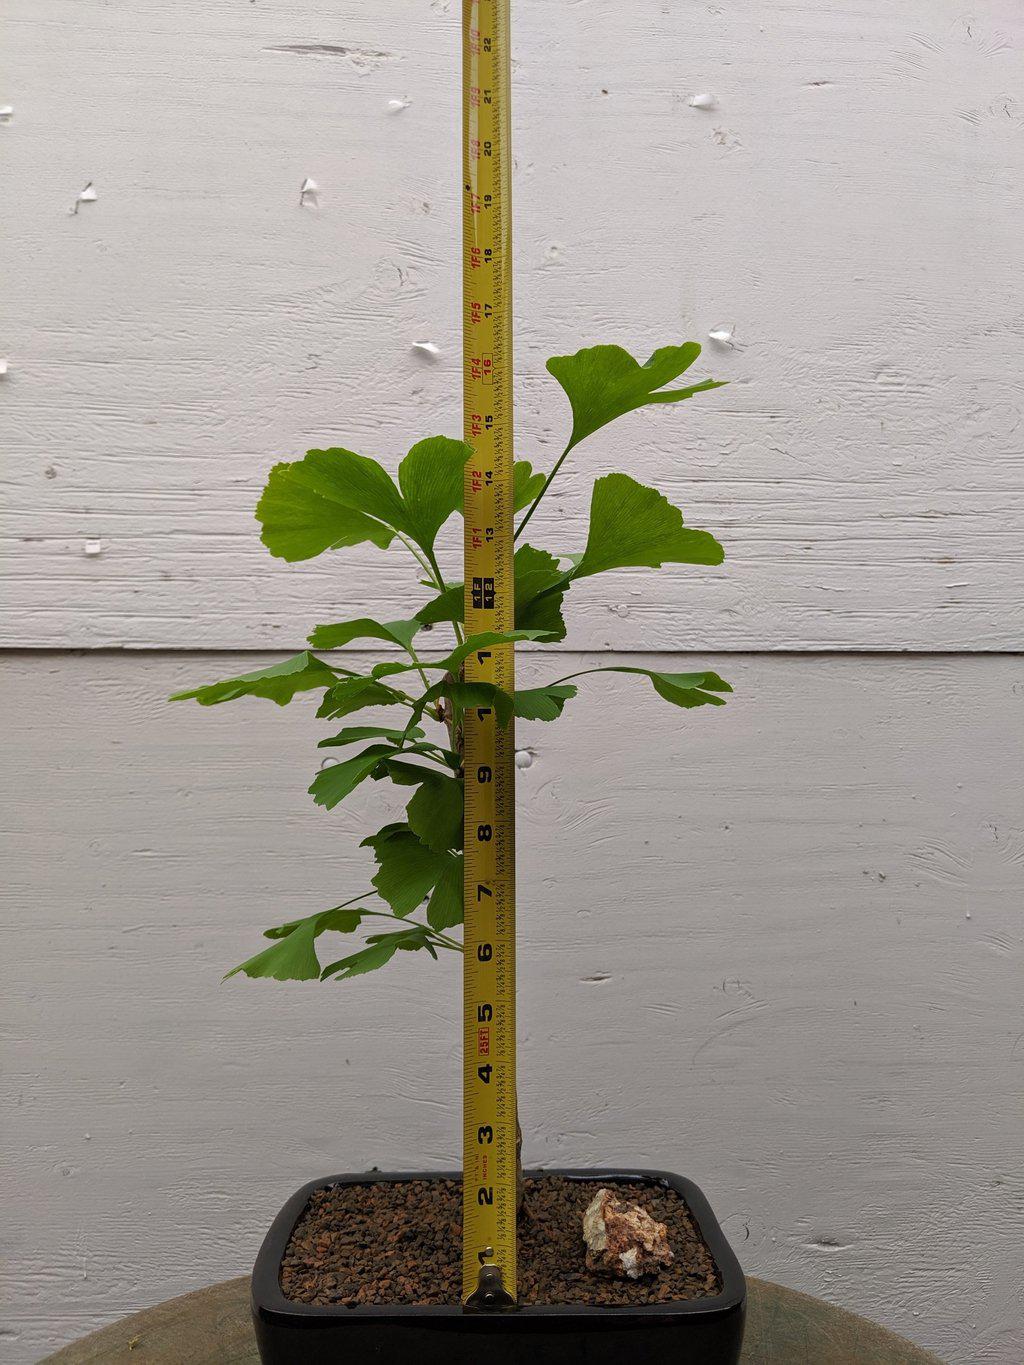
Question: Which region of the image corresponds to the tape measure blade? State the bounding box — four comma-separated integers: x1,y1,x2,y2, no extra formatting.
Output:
461,0,518,1305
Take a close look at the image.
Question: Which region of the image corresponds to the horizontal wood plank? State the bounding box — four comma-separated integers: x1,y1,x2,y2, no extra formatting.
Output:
3,1,1023,648
2,651,1021,1362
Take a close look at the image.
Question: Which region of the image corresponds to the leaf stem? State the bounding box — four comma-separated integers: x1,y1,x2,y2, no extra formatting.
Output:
403,641,431,692
425,546,464,647
514,440,573,541
371,907,463,952
316,896,463,954
549,668,606,686
395,531,435,580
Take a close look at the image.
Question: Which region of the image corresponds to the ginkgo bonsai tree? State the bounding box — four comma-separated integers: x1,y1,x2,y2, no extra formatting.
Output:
173,342,731,983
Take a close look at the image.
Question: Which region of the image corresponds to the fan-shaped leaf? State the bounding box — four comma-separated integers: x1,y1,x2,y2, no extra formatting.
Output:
316,677,408,721
574,474,723,579
406,772,463,853
308,744,397,810
513,683,578,721
427,855,464,931
170,652,337,707
546,342,723,450
512,460,547,511
308,617,422,652
225,904,369,981
362,825,454,916
320,937,404,981
256,448,405,561
397,437,473,554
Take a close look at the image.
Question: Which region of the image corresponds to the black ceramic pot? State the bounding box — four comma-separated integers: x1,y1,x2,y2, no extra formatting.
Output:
252,1168,745,1364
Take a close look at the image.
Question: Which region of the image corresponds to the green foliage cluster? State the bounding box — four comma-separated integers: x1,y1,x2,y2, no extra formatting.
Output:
173,343,731,983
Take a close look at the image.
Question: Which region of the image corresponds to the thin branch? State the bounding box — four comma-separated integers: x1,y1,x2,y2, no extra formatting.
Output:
514,439,572,540
394,531,435,580
425,546,464,647
323,897,463,953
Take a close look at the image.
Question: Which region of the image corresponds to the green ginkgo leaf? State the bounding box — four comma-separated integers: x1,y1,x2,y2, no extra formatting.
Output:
319,937,404,981
406,771,463,853
547,342,724,450
315,676,408,721
426,854,464,931
513,683,578,721
257,437,471,563
318,725,426,749
262,906,368,940
308,616,423,652
563,666,731,710
573,474,724,578
309,744,398,810
170,652,337,706
510,544,568,640
362,825,453,916
225,904,369,981
397,437,473,555
256,448,405,561
512,460,547,511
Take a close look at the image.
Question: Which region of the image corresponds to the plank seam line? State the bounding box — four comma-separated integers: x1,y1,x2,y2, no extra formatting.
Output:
2,648,1022,660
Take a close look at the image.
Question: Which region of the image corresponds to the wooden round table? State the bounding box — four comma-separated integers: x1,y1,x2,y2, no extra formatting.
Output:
42,1276,942,1363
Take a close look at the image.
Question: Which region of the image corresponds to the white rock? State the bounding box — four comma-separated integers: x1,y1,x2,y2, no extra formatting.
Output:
582,1188,673,1279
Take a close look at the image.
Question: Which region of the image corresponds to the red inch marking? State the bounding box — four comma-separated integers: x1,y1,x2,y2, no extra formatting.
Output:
478,1027,490,1055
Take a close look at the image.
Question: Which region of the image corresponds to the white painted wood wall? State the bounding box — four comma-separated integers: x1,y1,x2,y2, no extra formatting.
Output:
2,3,1021,1361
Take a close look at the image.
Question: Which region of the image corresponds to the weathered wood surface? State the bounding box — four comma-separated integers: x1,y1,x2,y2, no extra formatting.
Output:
3,0,1024,649
3,652,1021,1362
40,1276,943,1364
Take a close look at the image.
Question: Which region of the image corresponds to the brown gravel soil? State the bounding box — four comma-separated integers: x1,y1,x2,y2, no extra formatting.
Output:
280,1176,722,1308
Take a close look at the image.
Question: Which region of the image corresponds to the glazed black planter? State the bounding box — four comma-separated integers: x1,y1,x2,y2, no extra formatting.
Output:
252,1168,745,1363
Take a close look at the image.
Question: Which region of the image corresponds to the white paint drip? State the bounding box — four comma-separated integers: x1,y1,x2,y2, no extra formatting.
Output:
0,105,13,124
83,539,103,557
708,324,735,346
412,341,440,358
70,182,97,215
387,97,412,112
299,178,319,207
0,359,8,378
689,92,717,110
514,749,534,769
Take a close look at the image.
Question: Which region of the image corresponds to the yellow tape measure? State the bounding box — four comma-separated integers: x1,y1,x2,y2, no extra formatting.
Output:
461,0,518,1308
